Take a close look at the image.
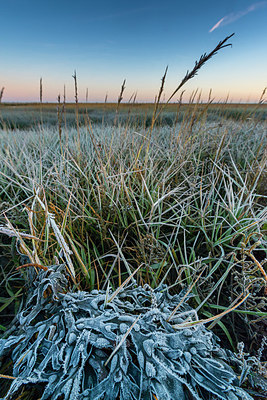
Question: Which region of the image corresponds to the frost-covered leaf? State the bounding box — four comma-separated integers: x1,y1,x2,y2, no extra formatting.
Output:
0,265,253,400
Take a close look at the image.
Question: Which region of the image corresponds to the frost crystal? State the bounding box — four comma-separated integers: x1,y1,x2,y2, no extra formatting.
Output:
0,265,253,400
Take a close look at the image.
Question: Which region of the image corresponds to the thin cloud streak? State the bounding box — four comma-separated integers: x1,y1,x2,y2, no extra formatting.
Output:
209,17,225,32
209,1,267,32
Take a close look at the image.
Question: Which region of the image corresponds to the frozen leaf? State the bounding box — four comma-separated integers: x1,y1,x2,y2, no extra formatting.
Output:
0,265,253,400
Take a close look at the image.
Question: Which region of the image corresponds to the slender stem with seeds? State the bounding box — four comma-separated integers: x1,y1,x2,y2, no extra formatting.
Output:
72,70,81,157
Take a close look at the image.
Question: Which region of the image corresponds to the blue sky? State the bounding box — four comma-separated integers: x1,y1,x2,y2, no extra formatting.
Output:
1,0,266,102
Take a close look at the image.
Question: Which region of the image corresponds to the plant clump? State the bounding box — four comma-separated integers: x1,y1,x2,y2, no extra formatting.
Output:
0,265,253,400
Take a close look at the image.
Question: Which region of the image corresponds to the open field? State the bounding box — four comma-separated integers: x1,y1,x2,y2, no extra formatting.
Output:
1,102,267,130
0,99,266,398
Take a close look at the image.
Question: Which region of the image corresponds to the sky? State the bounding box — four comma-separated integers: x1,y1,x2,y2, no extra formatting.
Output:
0,0,266,103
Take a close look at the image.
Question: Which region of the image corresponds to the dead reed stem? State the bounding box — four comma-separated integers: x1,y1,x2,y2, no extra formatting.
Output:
0,87,4,103
135,34,235,168
72,70,81,157
39,77,43,130
57,93,63,152
155,33,235,123
114,79,126,125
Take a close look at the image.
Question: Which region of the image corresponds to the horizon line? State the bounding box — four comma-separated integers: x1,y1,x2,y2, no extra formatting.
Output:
0,101,265,105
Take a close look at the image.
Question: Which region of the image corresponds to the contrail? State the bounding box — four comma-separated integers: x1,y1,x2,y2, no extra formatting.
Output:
209,1,267,32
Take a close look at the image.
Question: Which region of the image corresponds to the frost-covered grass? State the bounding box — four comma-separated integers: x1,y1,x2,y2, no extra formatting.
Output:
0,31,266,397
0,104,266,399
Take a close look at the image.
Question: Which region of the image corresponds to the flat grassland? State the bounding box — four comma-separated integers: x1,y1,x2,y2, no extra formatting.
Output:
1,102,267,129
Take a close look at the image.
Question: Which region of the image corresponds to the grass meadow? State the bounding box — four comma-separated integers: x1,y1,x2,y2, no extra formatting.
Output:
0,36,266,399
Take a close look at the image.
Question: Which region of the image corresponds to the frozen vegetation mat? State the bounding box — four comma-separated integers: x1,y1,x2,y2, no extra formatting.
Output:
0,265,253,400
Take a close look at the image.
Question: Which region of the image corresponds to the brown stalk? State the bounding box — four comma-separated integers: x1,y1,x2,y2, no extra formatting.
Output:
57,93,62,147
172,292,250,329
63,84,68,146
39,78,43,104
135,34,234,166
0,373,16,380
258,86,266,104
171,89,185,145
155,33,235,122
102,93,108,126
114,79,126,125
63,84,66,109
117,79,126,107
140,66,169,160
152,65,168,124
39,77,43,129
0,87,5,103
244,251,267,287
16,263,48,272
72,70,81,156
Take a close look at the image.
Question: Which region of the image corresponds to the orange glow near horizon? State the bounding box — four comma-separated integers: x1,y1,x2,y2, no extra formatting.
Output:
2,86,265,104
2,65,266,104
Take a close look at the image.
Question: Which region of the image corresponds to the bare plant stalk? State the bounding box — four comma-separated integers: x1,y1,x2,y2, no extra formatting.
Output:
259,87,266,104
151,66,168,128
135,33,235,166
61,85,69,148
72,70,81,156
102,93,108,126
63,84,66,104
63,84,68,146
171,89,185,145
124,91,138,136
117,79,126,106
143,66,168,162
208,88,213,103
39,78,43,129
73,70,78,104
39,78,43,104
0,87,5,103
156,33,235,121
57,94,62,150
85,87,89,119
114,79,126,125
63,84,66,117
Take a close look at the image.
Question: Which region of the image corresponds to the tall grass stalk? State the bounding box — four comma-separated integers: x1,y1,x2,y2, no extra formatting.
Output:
72,70,81,157
39,77,43,130
136,33,235,167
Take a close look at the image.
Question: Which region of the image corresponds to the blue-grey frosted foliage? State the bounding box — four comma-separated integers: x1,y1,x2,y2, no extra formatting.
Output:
0,265,252,400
